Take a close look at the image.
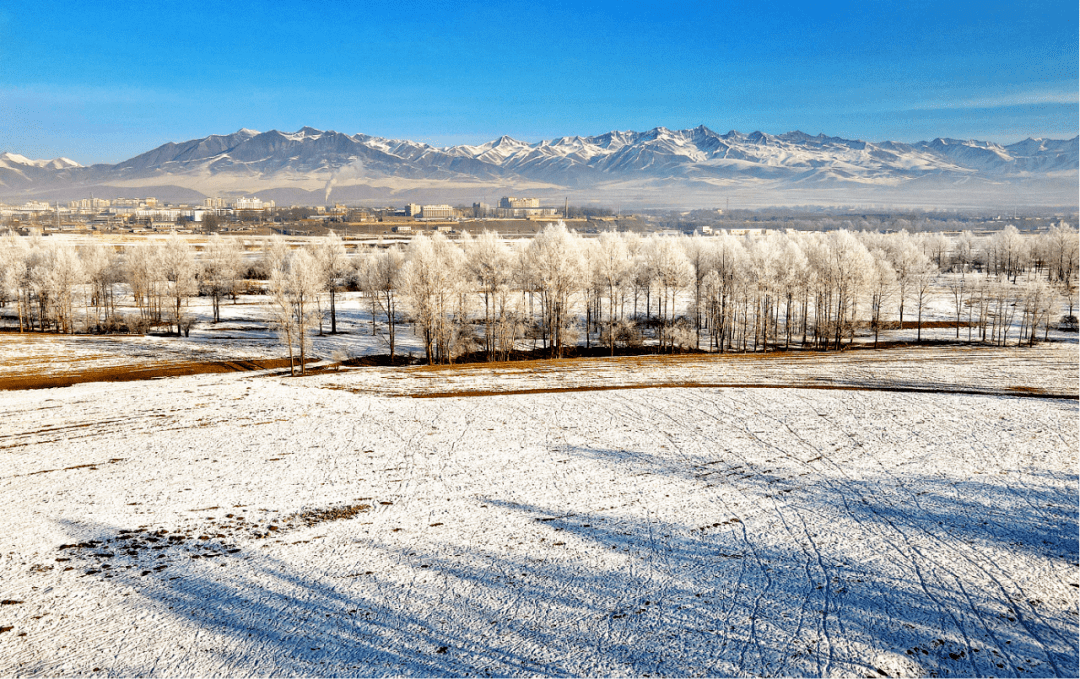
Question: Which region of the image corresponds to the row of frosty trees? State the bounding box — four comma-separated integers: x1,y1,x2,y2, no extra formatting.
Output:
1,222,1077,370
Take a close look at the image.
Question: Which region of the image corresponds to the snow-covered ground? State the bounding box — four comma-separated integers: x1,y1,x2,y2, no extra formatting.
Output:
319,342,1079,399
1,348,1077,676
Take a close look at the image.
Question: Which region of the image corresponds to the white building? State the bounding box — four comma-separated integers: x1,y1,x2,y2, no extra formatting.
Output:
499,196,540,209
420,204,454,219
497,196,550,217
135,209,184,222
69,198,111,211
233,197,274,210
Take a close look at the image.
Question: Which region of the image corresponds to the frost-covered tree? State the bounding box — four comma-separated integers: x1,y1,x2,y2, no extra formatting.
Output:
701,232,747,352
1018,278,1058,346
266,248,322,375
125,243,164,328
363,244,405,361
1041,223,1079,320
579,238,601,349
953,230,979,273
910,254,939,343
887,231,928,329
947,261,971,340
464,230,515,360
80,243,122,331
682,235,712,349
403,232,468,364
203,234,243,323
923,232,951,269
867,249,896,348
833,230,875,348
642,235,693,352
1043,223,1079,285
0,231,29,331
159,234,199,336
524,222,584,358
987,225,1026,281
592,230,630,355
746,235,778,352
315,231,348,333
259,234,290,279
27,241,84,334
777,233,810,350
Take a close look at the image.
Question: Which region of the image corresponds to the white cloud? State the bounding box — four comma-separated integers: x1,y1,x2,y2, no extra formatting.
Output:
909,87,1079,111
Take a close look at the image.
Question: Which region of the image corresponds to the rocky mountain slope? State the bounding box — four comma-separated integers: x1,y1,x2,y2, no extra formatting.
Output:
2,126,1076,208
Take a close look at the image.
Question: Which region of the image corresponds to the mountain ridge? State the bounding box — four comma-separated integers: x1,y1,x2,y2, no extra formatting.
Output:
2,126,1077,208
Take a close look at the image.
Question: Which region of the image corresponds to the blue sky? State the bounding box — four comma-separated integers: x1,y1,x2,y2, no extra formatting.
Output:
1,0,1076,163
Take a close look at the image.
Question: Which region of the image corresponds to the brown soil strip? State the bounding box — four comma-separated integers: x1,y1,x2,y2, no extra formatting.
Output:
410,382,1079,401
0,358,296,391
8,457,126,479
877,320,974,330
1,414,168,440
394,339,1011,375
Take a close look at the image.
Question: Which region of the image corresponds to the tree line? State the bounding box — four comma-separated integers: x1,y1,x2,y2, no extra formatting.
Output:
1,223,1077,373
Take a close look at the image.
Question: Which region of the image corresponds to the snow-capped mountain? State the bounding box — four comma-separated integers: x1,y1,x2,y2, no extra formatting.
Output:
1,126,1076,207
0,152,82,187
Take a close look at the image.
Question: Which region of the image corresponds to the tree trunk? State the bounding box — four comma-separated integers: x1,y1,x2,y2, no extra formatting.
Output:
330,288,337,334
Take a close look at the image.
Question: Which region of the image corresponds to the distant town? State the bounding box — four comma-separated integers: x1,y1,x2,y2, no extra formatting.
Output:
0,194,627,237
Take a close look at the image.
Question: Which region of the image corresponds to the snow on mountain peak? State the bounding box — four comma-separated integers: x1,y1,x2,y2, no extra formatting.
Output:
0,152,34,165
2,126,1075,206
1,152,82,169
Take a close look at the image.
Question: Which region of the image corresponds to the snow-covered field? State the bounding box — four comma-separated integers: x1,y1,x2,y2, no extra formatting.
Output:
1,346,1077,676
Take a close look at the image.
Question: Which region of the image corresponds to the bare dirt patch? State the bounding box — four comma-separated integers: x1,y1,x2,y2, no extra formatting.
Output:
0,358,296,391
410,382,1075,400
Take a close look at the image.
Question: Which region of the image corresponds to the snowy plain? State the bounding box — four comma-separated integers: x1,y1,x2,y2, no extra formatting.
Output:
1,243,1079,676
1,339,1077,676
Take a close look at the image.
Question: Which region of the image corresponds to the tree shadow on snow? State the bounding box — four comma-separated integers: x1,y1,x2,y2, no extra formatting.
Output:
44,468,1079,679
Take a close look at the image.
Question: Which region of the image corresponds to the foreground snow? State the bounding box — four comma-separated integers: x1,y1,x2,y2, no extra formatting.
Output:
1,359,1076,676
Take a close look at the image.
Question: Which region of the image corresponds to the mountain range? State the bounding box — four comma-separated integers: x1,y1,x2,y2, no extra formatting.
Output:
2,126,1077,208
